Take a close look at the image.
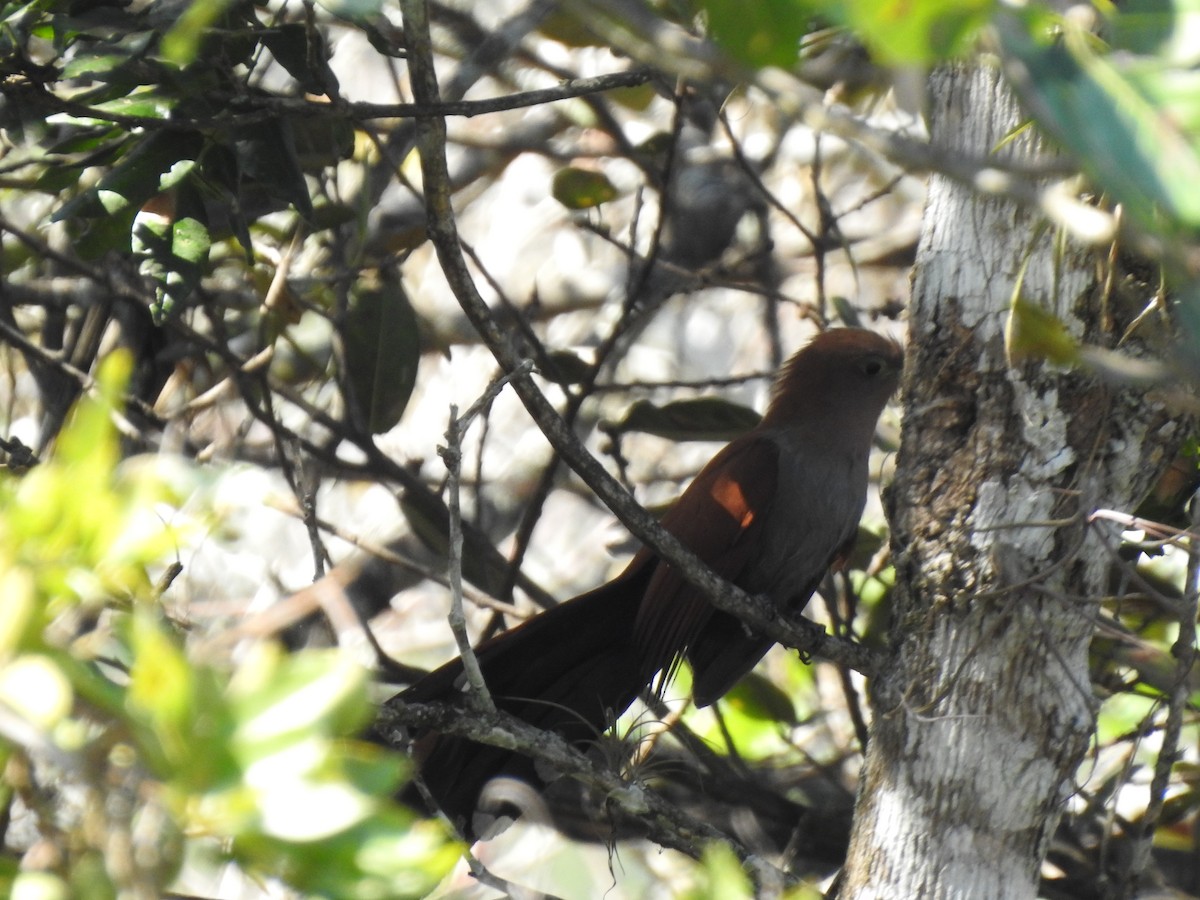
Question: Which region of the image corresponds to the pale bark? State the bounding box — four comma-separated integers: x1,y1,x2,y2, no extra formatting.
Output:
838,63,1181,898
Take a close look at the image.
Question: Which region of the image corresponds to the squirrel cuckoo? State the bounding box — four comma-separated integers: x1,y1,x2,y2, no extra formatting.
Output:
397,328,903,838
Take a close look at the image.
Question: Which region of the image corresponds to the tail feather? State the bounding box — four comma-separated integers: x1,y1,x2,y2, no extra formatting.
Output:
398,563,654,837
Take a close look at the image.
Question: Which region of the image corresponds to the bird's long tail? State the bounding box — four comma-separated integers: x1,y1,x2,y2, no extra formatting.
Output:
396,563,654,837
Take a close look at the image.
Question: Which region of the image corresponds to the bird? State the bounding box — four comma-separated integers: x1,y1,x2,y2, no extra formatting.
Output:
396,328,903,838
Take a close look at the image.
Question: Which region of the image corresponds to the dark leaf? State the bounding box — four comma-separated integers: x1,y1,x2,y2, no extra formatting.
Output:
538,350,592,385
397,486,515,600
262,24,336,96
231,118,315,219
342,277,421,434
722,672,798,725
611,397,761,442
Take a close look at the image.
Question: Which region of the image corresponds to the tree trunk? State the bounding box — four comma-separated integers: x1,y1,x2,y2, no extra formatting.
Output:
837,63,1181,897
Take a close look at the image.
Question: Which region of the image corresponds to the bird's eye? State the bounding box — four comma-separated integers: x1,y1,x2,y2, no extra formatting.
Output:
861,357,884,377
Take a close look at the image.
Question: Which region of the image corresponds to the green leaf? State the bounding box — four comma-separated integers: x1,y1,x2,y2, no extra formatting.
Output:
290,113,356,169
610,397,761,442
125,611,198,767
823,0,994,64
62,52,132,79
539,6,605,48
75,207,138,258
1005,298,1081,366
10,872,72,900
397,486,515,599
133,210,211,322
341,277,421,434
684,843,754,900
0,569,37,658
230,646,371,755
53,130,202,222
998,10,1200,231
0,654,73,730
87,90,177,120
160,0,238,65
551,166,619,209
169,215,211,265
699,0,809,68
1108,0,1200,62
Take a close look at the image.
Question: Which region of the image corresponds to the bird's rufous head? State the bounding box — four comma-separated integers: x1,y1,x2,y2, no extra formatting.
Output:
759,328,903,436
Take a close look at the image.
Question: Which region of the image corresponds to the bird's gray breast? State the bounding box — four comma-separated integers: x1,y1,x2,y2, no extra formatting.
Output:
741,436,869,606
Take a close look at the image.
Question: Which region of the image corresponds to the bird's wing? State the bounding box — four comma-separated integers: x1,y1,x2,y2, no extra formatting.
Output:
630,434,780,692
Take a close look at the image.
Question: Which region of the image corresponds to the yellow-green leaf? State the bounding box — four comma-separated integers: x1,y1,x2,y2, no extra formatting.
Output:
551,166,619,209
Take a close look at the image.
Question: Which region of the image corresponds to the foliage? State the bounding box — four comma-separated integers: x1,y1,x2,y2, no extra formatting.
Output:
1,0,1199,895
0,362,458,897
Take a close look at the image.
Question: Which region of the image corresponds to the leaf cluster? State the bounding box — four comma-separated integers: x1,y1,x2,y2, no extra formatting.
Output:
0,361,458,898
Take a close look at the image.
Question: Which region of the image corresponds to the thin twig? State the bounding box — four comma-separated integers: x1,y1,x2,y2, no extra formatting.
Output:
438,362,533,710
36,69,655,130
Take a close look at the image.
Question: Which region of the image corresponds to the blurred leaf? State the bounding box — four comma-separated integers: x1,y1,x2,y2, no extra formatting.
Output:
161,0,238,65
62,51,135,79
822,0,993,64
611,397,761,442
126,611,201,770
0,345,458,898
539,6,605,47
609,81,658,110
999,9,1200,232
342,277,421,434
0,654,72,729
831,296,863,328
291,113,356,169
700,0,989,67
721,671,798,725
1077,345,1168,386
398,484,526,600
309,200,359,232
684,843,754,900
6,352,183,609
1091,633,1180,696
10,872,71,900
1005,297,1080,366
315,0,385,18
1108,0,1200,62
551,166,619,209
0,569,37,658
841,523,888,571
87,89,176,120
698,0,808,68
339,741,409,796
539,349,592,385
230,645,371,755
262,24,335,95
1096,691,1156,744
231,118,315,219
